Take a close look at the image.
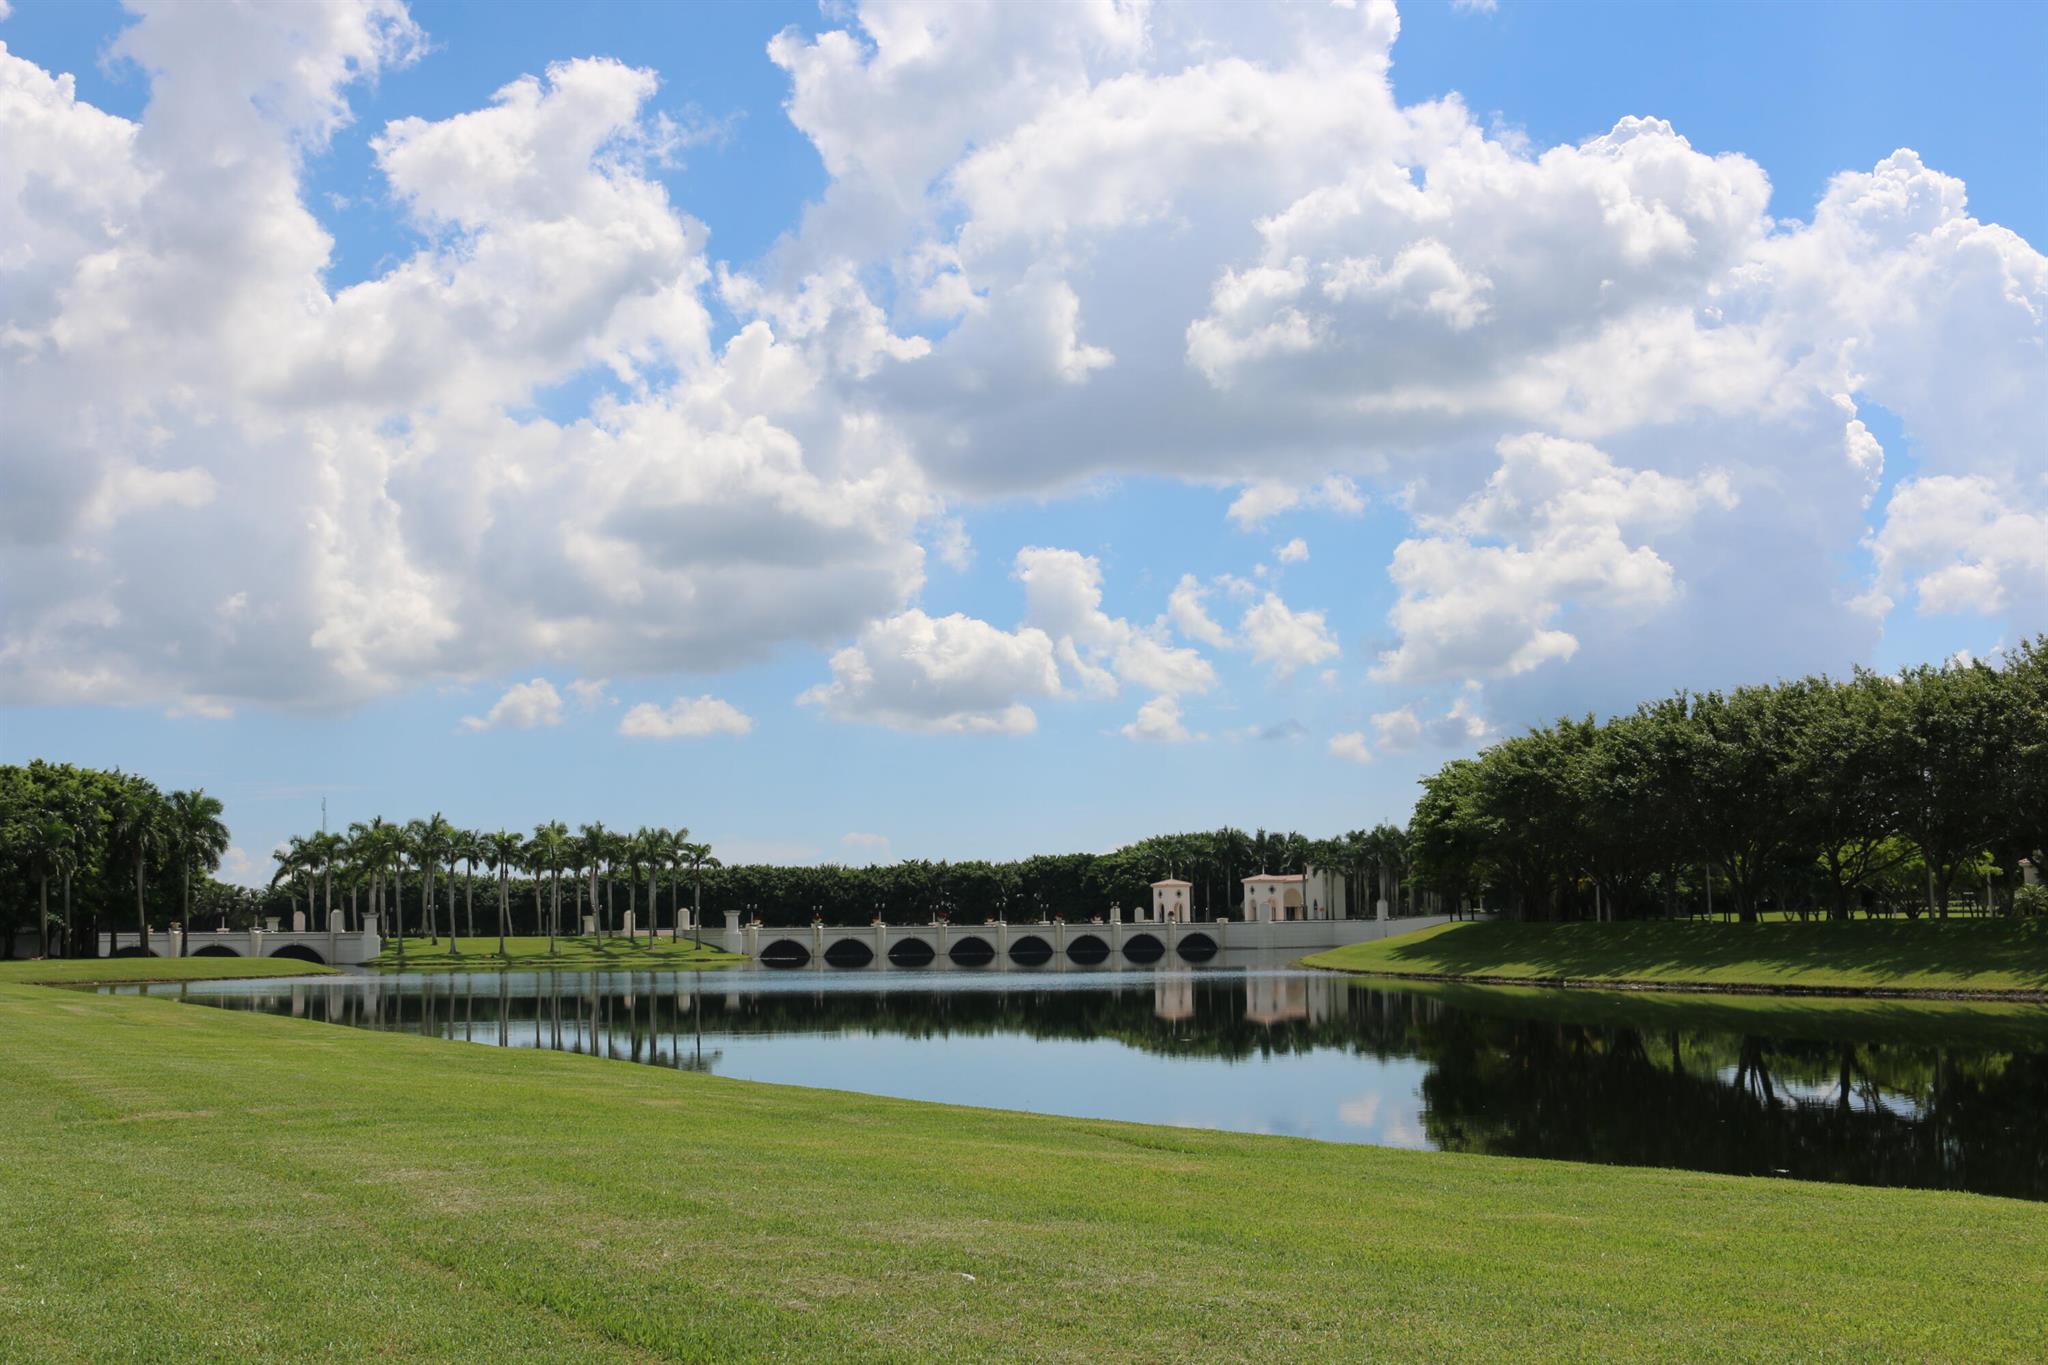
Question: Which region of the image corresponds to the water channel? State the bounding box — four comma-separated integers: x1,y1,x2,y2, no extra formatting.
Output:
110,961,2048,1200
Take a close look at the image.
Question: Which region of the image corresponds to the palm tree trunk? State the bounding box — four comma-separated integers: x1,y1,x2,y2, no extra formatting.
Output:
447,873,461,956
38,875,50,958
135,851,147,956
180,855,192,957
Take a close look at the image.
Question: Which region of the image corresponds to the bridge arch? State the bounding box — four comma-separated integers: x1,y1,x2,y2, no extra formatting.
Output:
1066,934,1109,965
1122,933,1165,964
1007,934,1054,966
823,938,875,969
948,935,996,967
759,938,811,969
1176,932,1218,962
887,937,935,968
190,944,242,958
267,944,328,965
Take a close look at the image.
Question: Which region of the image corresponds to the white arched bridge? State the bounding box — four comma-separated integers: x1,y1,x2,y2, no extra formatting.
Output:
717,912,1453,970
99,918,384,967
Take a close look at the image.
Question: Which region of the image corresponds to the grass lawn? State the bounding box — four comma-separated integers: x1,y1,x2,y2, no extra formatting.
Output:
371,934,742,972
5,982,2048,1359
0,956,339,987
1306,918,2048,997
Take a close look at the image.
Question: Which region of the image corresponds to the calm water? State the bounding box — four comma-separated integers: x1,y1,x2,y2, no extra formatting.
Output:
116,965,2048,1199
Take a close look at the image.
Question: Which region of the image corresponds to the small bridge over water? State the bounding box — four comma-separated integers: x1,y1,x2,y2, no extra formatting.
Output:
718,913,1453,970
99,920,384,967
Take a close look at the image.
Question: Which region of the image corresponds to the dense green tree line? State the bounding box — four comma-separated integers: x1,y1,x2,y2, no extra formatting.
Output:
3,771,1425,956
19,642,2034,953
258,821,1422,944
1407,641,2048,922
0,762,229,958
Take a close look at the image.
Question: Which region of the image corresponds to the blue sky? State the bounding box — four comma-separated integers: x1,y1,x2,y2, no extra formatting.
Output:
2,0,2042,880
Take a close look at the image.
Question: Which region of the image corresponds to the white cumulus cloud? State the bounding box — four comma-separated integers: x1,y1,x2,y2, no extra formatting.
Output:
462,678,565,731
618,694,754,739
799,609,1059,734
1328,731,1373,765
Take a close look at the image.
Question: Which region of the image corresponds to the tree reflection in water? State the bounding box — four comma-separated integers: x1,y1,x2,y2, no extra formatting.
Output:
148,970,2048,1199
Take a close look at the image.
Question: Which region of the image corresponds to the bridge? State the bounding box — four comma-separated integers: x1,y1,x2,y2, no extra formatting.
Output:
99,919,384,967
716,912,1455,970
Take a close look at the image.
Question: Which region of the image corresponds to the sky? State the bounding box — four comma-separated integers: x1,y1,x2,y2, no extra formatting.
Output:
1,0,2042,884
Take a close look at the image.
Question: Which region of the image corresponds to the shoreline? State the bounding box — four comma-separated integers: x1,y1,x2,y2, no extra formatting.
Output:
1300,918,2048,1003
1308,963,2048,1004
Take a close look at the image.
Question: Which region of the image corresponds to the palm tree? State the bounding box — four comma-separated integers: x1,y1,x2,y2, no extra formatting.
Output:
531,821,570,955
485,830,523,956
309,828,345,932
23,810,71,958
59,794,101,958
453,829,483,946
1216,826,1251,921
658,825,692,940
407,813,455,952
347,817,393,932
106,780,162,956
578,822,610,939
168,789,229,957
684,841,720,945
629,827,665,947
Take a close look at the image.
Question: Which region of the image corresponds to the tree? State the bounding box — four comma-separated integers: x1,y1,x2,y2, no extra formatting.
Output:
531,821,569,955
485,830,523,955
685,841,721,943
1893,659,2013,917
657,825,692,940
453,829,483,944
578,822,610,939
1783,674,1907,920
107,778,163,955
167,789,229,957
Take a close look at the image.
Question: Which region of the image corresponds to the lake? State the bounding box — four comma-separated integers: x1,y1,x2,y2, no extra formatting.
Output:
112,963,2048,1199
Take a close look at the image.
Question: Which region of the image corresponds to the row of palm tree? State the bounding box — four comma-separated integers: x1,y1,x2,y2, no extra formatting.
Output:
268,819,720,962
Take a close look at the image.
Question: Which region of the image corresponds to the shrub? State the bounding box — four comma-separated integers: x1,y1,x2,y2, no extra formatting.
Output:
2013,885,2048,919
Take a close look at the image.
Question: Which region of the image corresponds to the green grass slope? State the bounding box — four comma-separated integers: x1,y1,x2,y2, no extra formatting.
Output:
0,956,338,987
370,934,742,972
4,982,2046,1359
1305,918,2048,996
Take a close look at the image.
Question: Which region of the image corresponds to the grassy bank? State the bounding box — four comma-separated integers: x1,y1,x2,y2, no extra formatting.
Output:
1305,918,2048,997
0,956,338,987
371,934,742,972
1387,976,2048,1049
5,984,2047,1359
